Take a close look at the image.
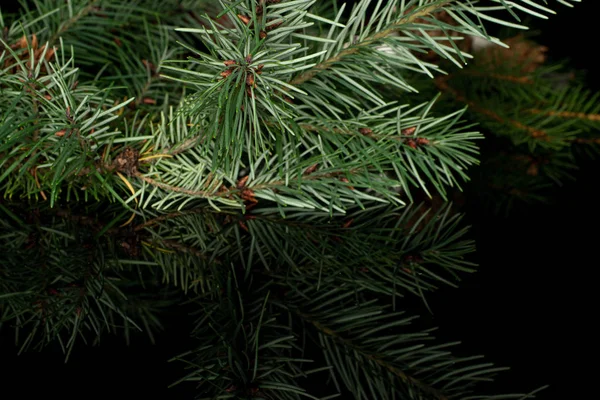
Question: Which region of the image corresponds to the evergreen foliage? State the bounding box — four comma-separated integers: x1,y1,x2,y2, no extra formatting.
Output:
0,1,596,398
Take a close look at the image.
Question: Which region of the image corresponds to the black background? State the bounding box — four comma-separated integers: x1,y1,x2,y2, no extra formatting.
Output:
1,2,598,399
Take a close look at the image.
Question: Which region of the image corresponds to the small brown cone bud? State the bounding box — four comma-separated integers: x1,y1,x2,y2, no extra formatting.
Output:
401,126,416,136
303,163,318,175
237,175,249,189
266,20,283,31
44,47,55,61
237,14,251,25
18,35,27,49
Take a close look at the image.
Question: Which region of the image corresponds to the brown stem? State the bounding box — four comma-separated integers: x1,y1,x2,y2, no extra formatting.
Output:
134,171,216,197
134,167,363,199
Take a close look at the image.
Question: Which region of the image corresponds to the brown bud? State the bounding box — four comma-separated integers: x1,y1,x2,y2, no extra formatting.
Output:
266,20,283,31
340,177,354,190
223,59,236,66
245,54,253,63
220,69,233,78
237,14,251,25
241,189,257,203
259,30,267,39
401,126,416,136
358,127,373,136
44,47,55,62
526,163,539,176
238,220,249,232
142,97,157,105
31,34,38,50
303,163,318,175
416,137,429,145
142,59,157,74
44,94,52,100
18,35,27,49
406,139,417,149
237,175,249,189
256,5,263,15
246,74,255,87
55,130,66,137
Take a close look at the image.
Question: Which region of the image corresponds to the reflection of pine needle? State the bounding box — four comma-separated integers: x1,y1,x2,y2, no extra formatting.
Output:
141,240,175,254
138,153,173,162
119,211,137,228
116,171,138,227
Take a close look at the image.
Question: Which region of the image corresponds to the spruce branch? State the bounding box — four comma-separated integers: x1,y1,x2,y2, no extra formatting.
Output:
435,74,549,140
0,2,586,398
289,0,453,87
46,0,101,48
298,311,449,400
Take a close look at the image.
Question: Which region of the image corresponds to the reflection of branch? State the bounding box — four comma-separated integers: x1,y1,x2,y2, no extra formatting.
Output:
298,311,449,400
435,75,547,139
134,208,211,232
